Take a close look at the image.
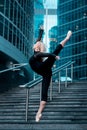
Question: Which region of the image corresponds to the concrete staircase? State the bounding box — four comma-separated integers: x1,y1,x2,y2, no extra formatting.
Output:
0,81,87,130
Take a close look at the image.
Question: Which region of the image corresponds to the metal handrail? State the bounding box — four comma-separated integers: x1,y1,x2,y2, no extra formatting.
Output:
0,63,28,74
23,76,42,88
52,61,74,74
20,60,75,122
24,61,74,88
52,61,75,93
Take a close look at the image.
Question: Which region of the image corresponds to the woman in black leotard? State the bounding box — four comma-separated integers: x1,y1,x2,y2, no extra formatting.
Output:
29,26,72,122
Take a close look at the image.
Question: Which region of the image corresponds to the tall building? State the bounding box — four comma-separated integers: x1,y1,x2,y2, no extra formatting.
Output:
57,0,87,80
34,0,44,42
0,0,34,87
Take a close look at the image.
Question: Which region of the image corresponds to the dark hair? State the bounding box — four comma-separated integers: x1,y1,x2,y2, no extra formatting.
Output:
36,29,44,42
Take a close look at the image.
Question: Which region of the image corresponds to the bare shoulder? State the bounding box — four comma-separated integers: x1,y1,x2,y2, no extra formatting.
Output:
40,43,46,52
33,41,41,47
36,41,45,47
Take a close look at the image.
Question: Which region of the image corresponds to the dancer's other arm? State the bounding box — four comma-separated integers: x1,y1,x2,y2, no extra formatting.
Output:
34,52,60,60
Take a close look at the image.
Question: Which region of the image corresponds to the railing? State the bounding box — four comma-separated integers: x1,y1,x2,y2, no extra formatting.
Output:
0,63,28,74
0,61,75,122
52,61,75,93
19,60,75,122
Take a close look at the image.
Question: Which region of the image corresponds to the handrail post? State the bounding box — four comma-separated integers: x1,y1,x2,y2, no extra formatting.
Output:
71,64,73,83
65,67,67,88
33,72,36,80
26,89,29,122
59,71,60,93
40,83,42,102
50,77,52,101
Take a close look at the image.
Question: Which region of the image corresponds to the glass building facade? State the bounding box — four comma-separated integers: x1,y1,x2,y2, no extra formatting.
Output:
0,0,34,83
0,0,34,58
57,0,87,80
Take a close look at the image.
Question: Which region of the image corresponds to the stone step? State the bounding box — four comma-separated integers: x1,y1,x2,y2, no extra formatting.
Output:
0,124,87,130
28,119,87,124
0,102,87,107
0,118,87,124
24,123,87,130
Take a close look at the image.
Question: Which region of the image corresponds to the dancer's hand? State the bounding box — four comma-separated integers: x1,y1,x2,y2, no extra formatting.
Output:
40,25,44,30
55,56,60,60
66,30,72,39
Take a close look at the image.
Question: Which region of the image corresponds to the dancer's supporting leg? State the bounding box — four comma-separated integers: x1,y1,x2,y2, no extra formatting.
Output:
36,72,51,122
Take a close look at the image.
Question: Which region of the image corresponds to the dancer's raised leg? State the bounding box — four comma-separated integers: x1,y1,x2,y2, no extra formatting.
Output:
53,30,72,55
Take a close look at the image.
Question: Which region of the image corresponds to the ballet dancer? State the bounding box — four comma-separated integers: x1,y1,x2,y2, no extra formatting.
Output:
29,26,72,122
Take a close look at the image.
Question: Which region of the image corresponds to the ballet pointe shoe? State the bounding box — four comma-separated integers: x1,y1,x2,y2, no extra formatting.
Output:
35,113,42,122
66,30,72,39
